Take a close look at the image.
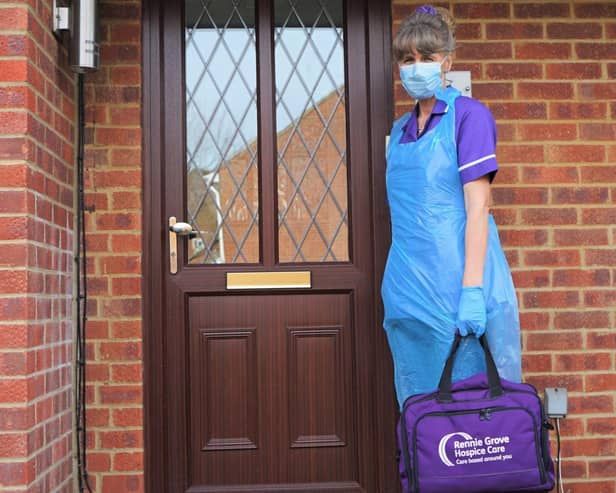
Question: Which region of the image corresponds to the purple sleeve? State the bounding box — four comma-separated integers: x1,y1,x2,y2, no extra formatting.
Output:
455,97,499,185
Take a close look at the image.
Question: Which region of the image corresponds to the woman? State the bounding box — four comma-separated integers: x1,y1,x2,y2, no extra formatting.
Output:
382,5,521,409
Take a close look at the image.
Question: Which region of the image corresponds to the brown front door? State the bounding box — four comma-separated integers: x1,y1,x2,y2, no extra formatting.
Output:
144,0,396,491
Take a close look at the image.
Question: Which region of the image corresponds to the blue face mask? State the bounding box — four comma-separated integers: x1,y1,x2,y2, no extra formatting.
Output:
399,60,445,100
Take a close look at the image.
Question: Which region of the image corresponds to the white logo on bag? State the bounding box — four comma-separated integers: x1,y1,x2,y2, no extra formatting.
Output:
438,433,513,467
438,432,473,467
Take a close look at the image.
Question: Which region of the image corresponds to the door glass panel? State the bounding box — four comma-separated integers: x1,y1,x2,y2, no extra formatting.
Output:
185,0,259,264
275,0,349,263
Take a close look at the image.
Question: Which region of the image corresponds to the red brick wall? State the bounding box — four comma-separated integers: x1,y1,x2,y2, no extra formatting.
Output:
0,1,75,492
82,1,144,492
392,2,615,490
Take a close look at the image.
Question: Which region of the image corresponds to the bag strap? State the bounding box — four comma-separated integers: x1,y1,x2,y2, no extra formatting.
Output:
437,334,503,402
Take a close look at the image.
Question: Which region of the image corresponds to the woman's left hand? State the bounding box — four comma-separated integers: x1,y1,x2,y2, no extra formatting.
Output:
456,286,487,337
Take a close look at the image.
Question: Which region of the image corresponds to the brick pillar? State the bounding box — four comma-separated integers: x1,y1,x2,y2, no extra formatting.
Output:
0,2,75,492
82,1,144,491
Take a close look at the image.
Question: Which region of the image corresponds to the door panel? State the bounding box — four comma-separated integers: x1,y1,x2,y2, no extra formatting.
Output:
189,294,356,488
197,328,258,451
144,0,397,491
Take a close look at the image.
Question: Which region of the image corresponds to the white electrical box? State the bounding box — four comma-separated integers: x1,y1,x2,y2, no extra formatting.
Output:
447,70,472,97
545,387,568,418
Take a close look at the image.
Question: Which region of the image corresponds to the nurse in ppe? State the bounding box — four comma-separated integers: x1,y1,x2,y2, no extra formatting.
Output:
381,5,521,409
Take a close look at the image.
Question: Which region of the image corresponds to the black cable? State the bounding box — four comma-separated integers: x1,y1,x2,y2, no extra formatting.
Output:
75,72,93,493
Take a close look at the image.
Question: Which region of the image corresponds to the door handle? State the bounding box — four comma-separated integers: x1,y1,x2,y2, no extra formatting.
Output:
168,216,196,274
170,222,194,236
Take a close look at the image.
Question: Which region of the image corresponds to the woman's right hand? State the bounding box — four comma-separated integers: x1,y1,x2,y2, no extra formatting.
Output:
456,286,486,337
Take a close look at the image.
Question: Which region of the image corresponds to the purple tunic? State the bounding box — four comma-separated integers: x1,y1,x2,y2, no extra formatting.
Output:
399,93,499,185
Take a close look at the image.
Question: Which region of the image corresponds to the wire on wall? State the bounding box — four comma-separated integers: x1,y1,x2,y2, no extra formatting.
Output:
554,418,563,493
75,72,94,493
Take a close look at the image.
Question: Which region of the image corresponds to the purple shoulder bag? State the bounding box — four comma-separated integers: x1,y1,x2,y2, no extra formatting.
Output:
397,335,555,493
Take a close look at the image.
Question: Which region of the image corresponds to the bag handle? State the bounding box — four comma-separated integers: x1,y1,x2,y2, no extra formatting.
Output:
437,333,503,402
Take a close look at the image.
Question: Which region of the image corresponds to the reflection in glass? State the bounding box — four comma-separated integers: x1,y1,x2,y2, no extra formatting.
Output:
275,0,349,263
185,0,259,264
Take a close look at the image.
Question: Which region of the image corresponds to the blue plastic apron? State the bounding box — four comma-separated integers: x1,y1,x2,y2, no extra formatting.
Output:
382,87,521,409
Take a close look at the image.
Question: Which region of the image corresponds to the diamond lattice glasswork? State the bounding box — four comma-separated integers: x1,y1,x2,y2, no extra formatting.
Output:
275,0,349,263
185,0,259,264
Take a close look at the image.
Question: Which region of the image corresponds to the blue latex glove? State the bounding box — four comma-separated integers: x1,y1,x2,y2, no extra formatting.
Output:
456,286,487,337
